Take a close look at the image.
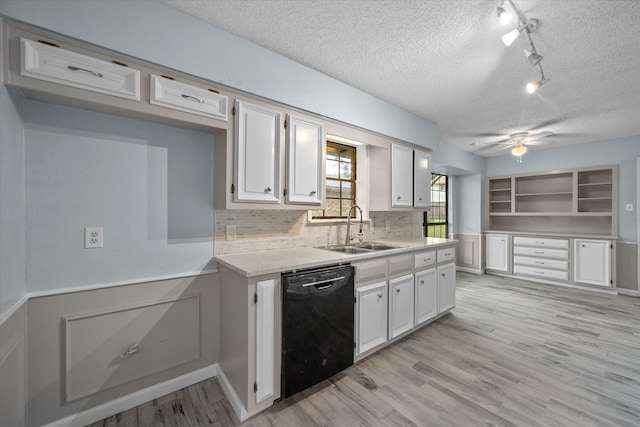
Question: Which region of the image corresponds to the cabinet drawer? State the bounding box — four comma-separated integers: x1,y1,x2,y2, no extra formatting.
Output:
354,258,387,284
513,246,568,259
437,247,456,263
513,236,569,249
414,251,436,269
21,38,140,100
514,265,569,281
513,256,568,271
150,74,228,120
388,254,413,276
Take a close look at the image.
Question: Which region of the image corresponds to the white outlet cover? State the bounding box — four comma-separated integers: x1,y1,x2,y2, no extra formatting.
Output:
84,227,103,249
626,204,634,212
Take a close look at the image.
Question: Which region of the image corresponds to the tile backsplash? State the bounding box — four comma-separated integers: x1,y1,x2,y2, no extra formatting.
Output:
214,210,424,255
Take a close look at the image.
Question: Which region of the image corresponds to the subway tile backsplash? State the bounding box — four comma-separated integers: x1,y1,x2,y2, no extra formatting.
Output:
214,210,423,255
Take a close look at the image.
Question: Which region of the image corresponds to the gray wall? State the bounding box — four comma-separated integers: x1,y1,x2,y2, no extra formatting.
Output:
486,136,640,242
23,100,215,293
0,0,437,150
0,82,26,315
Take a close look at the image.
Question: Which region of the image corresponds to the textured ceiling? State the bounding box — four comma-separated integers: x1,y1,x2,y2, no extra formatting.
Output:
162,0,640,156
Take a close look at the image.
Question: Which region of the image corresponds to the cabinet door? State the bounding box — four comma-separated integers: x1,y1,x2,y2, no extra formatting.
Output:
285,114,323,205
255,279,276,404
437,263,456,313
234,100,281,203
356,282,388,355
389,274,415,338
391,144,413,207
574,239,611,287
413,150,431,208
485,234,509,272
415,268,437,326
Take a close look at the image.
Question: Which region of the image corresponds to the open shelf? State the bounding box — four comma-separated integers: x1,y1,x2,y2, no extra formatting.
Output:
486,165,617,236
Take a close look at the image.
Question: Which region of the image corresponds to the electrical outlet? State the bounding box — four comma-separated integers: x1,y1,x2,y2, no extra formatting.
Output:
84,227,103,249
226,224,236,241
385,220,391,231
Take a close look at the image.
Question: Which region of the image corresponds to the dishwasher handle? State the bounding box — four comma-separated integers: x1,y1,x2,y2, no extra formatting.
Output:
302,276,345,288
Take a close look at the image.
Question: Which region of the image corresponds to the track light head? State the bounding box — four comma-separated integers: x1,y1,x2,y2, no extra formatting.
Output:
524,48,544,66
497,4,512,26
502,28,522,46
526,79,550,94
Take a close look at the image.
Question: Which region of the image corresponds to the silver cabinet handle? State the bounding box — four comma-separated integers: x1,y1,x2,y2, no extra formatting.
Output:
535,241,545,244
581,244,586,247
534,251,544,254
181,94,204,103
310,190,317,195
377,292,383,300
420,280,424,284
397,196,401,200
535,271,545,274
121,342,142,359
442,273,446,277
418,197,423,201
265,186,272,193
395,288,401,294
534,261,545,264
67,65,103,78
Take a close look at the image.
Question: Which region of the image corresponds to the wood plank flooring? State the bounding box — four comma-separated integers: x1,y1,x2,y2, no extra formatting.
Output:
89,273,640,426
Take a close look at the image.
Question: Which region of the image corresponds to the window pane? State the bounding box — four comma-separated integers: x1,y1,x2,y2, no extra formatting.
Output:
341,181,353,199
339,147,354,163
326,179,340,198
326,160,339,179
342,200,356,217
340,162,352,180
325,199,341,217
326,145,339,160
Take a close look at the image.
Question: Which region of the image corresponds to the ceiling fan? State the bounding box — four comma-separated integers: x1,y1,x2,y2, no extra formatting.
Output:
473,130,555,157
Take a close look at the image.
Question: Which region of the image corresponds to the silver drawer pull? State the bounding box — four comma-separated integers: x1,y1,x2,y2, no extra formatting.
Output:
181,94,204,103
397,196,401,200
265,186,272,193
67,65,103,78
535,271,545,274
535,241,545,244
534,261,545,265
310,190,317,195
534,251,544,254
420,280,425,284
395,288,401,294
377,292,383,300
121,342,142,359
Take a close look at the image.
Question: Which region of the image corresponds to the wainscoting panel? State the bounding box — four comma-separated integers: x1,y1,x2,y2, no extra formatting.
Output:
454,234,482,273
64,295,200,402
0,304,26,427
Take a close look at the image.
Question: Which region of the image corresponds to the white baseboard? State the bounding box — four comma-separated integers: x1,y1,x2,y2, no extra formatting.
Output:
618,288,639,297
456,266,483,275
216,365,249,422
44,364,218,427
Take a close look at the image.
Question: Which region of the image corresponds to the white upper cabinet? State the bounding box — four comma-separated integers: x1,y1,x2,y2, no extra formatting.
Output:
149,74,228,120
574,239,612,287
20,37,140,101
234,100,281,204
485,234,510,272
413,150,432,208
285,115,324,205
391,144,414,207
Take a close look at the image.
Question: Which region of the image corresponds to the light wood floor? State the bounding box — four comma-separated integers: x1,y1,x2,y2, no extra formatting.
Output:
90,273,640,426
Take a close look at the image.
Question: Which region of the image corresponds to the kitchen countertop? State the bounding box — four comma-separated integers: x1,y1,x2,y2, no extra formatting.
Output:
214,237,458,277
483,230,618,240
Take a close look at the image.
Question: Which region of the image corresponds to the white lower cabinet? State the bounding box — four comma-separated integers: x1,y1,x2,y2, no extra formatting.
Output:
356,281,388,355
389,274,415,338
485,234,509,272
414,268,438,325
574,239,612,287
437,263,456,312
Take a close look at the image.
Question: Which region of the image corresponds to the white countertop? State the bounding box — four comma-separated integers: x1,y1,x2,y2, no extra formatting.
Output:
483,230,618,240
214,238,457,277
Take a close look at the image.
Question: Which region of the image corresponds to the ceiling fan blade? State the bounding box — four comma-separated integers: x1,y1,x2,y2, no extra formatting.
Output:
526,140,556,146
526,131,554,141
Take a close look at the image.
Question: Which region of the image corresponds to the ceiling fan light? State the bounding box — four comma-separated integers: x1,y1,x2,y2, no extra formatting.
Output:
497,5,512,26
511,144,527,156
502,28,522,46
524,48,544,66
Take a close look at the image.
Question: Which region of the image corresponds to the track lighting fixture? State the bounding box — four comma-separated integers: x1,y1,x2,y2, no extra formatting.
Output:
524,47,543,67
497,1,550,94
497,2,512,26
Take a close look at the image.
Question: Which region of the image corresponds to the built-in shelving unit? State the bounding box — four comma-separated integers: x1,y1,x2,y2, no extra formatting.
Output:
486,165,618,236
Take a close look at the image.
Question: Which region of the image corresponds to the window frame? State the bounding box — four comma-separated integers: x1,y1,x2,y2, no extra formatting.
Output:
311,141,357,220
425,173,448,238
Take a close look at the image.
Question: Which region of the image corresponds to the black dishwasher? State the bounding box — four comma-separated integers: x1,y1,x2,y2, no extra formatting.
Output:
281,264,355,398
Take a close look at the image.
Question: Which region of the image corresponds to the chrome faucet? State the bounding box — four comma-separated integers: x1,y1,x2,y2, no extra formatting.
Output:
345,205,364,245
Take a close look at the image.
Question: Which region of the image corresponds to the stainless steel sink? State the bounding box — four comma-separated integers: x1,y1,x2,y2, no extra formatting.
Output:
317,242,402,254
